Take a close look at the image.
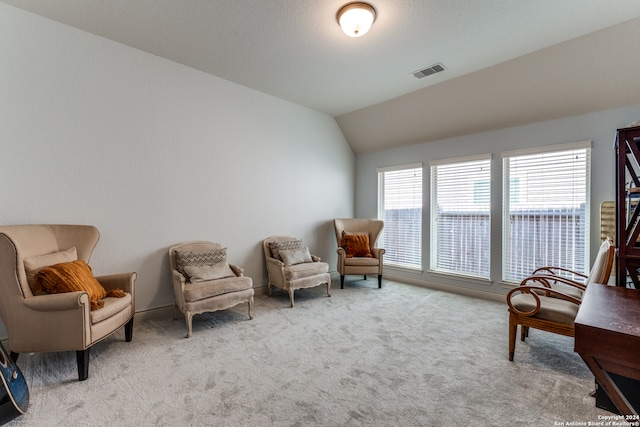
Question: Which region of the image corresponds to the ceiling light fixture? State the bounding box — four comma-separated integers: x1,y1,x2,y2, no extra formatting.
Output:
337,2,377,38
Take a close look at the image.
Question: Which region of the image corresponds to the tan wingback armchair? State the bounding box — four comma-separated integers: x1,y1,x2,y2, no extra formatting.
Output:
333,218,385,289
169,241,254,338
0,224,136,381
263,236,331,307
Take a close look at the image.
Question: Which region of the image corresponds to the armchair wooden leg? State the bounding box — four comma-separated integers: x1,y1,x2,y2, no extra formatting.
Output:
378,275,382,288
340,275,345,289
125,317,134,342
520,325,527,342
326,282,331,297
508,312,517,361
185,312,193,338
248,296,254,320
77,348,90,381
288,289,295,307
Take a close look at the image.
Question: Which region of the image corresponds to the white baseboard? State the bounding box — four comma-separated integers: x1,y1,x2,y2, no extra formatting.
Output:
383,272,506,303
134,305,175,322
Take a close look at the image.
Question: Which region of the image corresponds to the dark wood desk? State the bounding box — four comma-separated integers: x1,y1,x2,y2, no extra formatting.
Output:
575,283,640,415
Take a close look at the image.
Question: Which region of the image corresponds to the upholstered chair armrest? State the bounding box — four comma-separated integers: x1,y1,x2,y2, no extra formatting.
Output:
265,256,286,285
170,270,187,310
373,248,385,274
311,255,321,262
372,248,385,259
520,274,586,291
24,292,90,311
266,257,285,268
229,264,244,277
172,270,186,284
96,272,136,293
336,247,346,272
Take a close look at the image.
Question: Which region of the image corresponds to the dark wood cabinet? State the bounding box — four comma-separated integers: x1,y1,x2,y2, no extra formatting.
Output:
575,126,640,415
574,283,640,415
615,125,640,288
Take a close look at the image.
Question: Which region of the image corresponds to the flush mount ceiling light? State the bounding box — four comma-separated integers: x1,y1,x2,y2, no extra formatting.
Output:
337,2,377,38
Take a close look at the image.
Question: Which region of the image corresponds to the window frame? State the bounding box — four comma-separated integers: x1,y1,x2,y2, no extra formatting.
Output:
377,163,423,270
501,141,592,285
429,154,492,280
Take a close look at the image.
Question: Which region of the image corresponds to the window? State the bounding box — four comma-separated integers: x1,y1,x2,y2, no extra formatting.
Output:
377,164,422,269
502,141,591,283
430,155,491,279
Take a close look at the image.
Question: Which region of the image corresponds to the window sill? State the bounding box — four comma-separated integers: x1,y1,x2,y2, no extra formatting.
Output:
427,270,493,286
383,264,424,274
500,281,519,289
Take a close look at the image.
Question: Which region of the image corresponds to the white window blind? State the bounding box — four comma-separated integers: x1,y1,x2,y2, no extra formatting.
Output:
502,142,591,283
430,155,491,279
377,164,422,269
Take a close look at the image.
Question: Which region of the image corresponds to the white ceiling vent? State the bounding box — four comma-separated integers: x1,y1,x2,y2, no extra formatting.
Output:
411,63,446,79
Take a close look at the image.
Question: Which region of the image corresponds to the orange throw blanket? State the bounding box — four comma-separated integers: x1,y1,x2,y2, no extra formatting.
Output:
34,260,126,311
340,234,372,258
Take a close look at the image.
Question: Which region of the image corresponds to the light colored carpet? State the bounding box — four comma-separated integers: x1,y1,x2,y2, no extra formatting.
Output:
8,280,609,426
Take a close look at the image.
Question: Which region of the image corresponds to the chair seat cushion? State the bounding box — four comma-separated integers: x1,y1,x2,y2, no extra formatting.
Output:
344,257,379,267
510,293,579,325
533,283,583,299
551,283,583,299
183,276,253,303
90,293,133,324
284,261,329,281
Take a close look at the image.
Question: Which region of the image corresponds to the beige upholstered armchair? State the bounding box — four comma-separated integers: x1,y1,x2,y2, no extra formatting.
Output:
333,218,385,289
169,241,254,338
0,224,136,381
263,236,331,307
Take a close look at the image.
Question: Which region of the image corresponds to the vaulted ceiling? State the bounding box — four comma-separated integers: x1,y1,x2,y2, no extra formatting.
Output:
4,0,640,153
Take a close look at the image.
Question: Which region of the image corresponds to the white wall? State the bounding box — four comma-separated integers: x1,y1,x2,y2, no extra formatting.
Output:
356,104,640,298
0,4,355,314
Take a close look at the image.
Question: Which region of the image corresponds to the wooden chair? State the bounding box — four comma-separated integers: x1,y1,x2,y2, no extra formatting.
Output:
506,238,616,361
527,237,615,300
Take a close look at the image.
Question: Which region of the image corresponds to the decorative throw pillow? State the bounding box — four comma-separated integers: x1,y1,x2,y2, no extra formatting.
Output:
279,247,313,266
34,260,125,311
174,248,227,281
184,262,236,283
269,240,303,261
23,247,78,294
340,234,372,258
